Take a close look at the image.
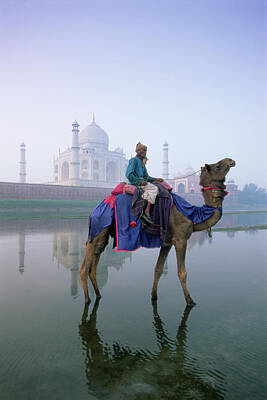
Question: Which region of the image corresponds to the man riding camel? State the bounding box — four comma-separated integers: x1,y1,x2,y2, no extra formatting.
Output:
126,142,163,224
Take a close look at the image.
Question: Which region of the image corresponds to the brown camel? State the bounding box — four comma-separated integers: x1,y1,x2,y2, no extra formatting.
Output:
79,158,235,307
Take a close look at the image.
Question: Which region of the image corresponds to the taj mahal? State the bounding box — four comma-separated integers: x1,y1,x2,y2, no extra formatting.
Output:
50,114,204,192
53,115,129,188
50,115,203,193
16,115,238,204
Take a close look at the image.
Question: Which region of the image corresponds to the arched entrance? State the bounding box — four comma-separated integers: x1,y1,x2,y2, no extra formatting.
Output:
177,183,185,193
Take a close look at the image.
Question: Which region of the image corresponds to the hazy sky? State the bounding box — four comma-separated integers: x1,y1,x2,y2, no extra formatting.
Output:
0,0,266,189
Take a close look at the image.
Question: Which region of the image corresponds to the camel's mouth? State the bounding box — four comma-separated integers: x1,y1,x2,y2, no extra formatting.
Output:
229,159,236,168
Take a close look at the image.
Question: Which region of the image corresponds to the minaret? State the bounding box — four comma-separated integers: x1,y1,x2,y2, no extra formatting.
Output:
69,233,79,298
19,143,26,183
162,142,169,180
18,230,25,274
70,120,80,186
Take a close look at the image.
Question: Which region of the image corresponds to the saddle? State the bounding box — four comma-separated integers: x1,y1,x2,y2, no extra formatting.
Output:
110,181,172,241
89,182,173,251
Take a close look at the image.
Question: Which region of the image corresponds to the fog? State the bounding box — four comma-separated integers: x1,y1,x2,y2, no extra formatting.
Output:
0,0,266,189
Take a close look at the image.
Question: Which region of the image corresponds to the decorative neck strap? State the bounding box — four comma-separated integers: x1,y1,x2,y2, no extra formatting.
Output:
203,186,229,196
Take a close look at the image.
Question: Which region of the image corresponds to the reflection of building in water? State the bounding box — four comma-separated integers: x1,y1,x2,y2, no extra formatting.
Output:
53,228,214,295
18,230,25,274
11,217,239,287
216,214,238,229
227,231,236,238
163,258,168,276
188,231,207,251
53,229,131,298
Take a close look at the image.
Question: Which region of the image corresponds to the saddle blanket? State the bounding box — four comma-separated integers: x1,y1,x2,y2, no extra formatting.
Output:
89,192,221,252
89,193,169,251
171,193,222,224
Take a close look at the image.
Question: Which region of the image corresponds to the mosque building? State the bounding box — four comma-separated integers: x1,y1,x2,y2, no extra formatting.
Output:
53,115,129,187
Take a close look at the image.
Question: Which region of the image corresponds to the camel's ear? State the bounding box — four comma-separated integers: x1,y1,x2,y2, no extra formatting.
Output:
205,164,211,172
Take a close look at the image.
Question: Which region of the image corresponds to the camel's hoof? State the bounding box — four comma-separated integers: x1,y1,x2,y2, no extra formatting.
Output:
186,295,196,308
186,302,196,308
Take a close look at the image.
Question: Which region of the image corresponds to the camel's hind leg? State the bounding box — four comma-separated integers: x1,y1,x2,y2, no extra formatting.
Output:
79,228,109,303
79,248,91,304
151,245,172,301
173,238,196,307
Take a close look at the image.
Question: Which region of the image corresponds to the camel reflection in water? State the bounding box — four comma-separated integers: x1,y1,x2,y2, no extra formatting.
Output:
79,302,225,400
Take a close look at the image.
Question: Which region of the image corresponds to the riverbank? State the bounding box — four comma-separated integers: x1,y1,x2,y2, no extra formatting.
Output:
224,209,267,214
0,198,98,220
213,224,267,232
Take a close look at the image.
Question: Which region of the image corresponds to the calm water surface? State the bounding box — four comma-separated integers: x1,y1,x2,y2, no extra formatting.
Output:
0,214,266,400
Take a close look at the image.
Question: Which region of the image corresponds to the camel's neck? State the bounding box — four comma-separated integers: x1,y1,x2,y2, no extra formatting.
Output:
193,187,225,232
201,187,224,208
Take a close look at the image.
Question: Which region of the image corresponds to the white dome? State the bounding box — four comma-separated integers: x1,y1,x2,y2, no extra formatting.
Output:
174,170,183,178
79,118,109,149
183,165,195,176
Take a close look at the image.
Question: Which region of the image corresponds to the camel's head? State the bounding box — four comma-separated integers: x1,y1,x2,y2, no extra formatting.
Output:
199,158,236,187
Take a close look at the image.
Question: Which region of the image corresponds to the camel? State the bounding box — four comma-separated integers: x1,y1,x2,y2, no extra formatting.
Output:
79,158,235,307
78,300,225,399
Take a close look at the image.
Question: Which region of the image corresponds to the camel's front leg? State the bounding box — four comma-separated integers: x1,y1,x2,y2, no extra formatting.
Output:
79,246,102,302
89,253,101,299
151,245,172,301
79,241,92,304
173,239,196,307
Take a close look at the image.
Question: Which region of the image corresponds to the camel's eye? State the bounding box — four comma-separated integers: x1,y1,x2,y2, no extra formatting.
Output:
216,165,221,170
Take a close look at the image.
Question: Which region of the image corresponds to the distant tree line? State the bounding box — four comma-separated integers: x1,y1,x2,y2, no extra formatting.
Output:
238,183,267,205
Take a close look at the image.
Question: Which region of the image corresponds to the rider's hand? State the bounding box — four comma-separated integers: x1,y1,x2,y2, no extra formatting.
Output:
153,178,164,182
141,181,148,186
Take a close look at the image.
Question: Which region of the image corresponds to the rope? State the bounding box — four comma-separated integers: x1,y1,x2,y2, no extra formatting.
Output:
174,169,201,179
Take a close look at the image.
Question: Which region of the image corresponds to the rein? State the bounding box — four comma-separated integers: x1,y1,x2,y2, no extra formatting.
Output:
176,169,201,179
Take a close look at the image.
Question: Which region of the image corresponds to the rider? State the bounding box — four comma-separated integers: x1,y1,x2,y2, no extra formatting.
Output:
126,142,163,224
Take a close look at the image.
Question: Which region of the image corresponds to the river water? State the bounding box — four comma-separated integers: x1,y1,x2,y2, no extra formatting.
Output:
0,213,266,400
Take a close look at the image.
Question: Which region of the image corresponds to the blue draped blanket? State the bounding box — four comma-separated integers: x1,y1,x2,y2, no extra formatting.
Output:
115,193,166,251
171,193,221,224
89,200,114,241
89,192,221,251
